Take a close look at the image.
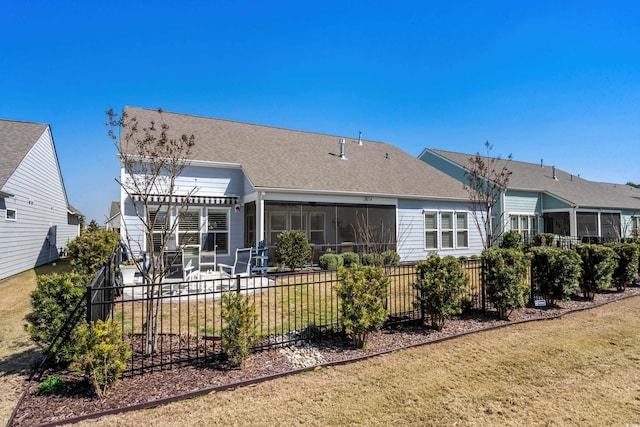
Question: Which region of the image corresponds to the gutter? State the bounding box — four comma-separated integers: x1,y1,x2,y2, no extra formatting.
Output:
255,186,470,203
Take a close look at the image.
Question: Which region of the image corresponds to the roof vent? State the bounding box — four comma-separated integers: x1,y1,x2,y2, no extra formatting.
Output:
358,131,362,146
552,166,557,180
540,159,544,168
339,138,346,160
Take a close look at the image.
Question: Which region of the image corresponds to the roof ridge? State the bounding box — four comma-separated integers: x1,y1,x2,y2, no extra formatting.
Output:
0,118,49,126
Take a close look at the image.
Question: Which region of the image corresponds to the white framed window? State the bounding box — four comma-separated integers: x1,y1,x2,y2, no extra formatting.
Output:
5,208,16,221
441,212,454,249
148,206,169,253
425,210,469,250
177,207,201,247
206,208,229,254
424,212,438,249
510,214,538,243
457,212,469,248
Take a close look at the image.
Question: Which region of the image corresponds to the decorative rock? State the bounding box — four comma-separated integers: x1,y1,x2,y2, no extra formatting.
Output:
279,343,324,368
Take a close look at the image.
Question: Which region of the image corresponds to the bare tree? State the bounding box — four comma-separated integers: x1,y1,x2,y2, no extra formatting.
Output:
107,107,196,354
464,141,512,249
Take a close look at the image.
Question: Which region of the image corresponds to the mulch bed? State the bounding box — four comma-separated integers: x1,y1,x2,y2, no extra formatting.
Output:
10,286,640,427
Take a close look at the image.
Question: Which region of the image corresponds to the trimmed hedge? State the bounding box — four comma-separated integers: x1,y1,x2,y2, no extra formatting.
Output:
529,246,581,305
25,273,87,364
413,255,468,330
336,265,389,348
275,231,312,271
319,253,344,271
500,230,524,251
482,248,530,320
608,242,639,291
575,244,617,300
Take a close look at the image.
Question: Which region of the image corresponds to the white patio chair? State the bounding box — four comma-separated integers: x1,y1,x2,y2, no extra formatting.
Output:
218,248,253,277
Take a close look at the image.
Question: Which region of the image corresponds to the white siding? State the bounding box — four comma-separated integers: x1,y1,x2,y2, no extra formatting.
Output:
0,128,79,280
397,199,484,262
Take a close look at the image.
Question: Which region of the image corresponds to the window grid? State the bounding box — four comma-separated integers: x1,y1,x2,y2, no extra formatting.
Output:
425,211,469,250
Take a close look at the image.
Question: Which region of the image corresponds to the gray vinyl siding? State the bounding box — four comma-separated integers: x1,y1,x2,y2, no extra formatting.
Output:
0,128,78,280
504,191,541,215
419,151,468,184
397,199,483,262
542,193,572,210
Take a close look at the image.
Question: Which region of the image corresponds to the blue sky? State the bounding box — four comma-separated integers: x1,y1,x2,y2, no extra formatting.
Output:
1,1,639,222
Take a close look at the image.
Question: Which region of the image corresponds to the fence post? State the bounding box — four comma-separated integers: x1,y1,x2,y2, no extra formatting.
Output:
235,274,241,293
86,282,92,323
481,258,486,312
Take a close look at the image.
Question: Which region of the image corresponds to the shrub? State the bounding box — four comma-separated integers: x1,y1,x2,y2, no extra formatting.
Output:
66,230,119,277
529,247,581,305
25,273,87,365
71,319,131,397
336,265,389,348
221,290,259,367
608,242,639,291
274,231,312,271
533,233,556,247
575,244,617,300
319,253,344,271
413,255,468,330
361,253,383,267
341,251,360,268
382,250,400,266
36,376,66,395
499,230,524,251
482,248,530,320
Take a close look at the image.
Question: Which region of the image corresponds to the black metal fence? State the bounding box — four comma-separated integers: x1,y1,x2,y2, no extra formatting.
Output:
86,258,486,374
86,245,122,323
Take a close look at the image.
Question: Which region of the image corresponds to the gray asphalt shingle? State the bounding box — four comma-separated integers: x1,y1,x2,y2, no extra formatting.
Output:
0,119,48,189
122,107,470,200
429,149,640,210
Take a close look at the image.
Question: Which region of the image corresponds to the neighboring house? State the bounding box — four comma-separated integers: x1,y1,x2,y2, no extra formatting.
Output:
419,148,640,244
0,119,82,280
119,107,486,270
105,201,121,232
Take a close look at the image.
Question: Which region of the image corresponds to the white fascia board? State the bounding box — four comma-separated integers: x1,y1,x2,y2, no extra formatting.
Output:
256,187,469,204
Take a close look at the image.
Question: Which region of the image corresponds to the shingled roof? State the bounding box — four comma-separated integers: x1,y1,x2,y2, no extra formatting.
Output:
0,119,48,189
122,107,470,201
428,149,640,210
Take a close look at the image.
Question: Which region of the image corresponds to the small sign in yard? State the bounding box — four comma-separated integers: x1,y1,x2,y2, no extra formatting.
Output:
534,299,546,307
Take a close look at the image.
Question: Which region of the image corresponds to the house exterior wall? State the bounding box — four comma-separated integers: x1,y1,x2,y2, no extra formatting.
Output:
122,163,485,268
504,190,541,215
120,164,245,267
397,199,483,262
542,193,572,210
0,128,78,280
621,210,639,238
